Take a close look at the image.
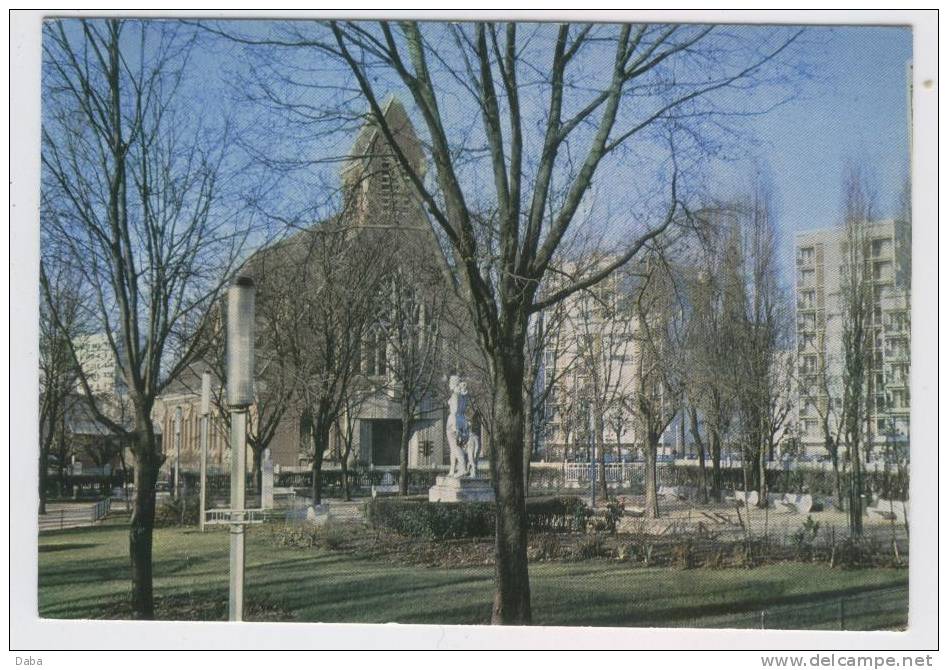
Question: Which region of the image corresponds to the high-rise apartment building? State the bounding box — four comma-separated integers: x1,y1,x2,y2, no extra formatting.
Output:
794,219,911,458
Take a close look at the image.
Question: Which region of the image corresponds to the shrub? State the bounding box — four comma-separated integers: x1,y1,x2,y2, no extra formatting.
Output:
605,497,625,534
154,495,200,527
529,534,563,561
367,499,494,540
671,541,695,569
575,533,608,560
526,496,589,533
790,515,822,562
367,496,589,540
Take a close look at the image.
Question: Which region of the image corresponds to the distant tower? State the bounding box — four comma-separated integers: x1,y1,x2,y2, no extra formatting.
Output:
340,97,427,228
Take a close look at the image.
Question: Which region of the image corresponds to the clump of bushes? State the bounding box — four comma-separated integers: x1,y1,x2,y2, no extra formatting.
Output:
791,515,821,561
367,499,494,540
527,496,589,533
154,495,200,527
367,496,588,540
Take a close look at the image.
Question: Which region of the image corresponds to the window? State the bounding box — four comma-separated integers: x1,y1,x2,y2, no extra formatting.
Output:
801,356,818,374
889,389,908,410
798,290,816,310
799,333,817,351
873,260,892,282
376,335,387,377
799,268,815,286
798,313,816,331
798,246,815,265
871,238,891,258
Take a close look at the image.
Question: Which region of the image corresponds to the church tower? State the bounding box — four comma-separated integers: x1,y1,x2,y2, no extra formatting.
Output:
340,97,427,229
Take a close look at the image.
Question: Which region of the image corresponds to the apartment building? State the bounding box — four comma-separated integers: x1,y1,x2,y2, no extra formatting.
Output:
794,219,911,458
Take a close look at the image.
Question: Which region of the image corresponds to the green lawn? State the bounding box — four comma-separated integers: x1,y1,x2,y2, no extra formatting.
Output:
39,521,907,628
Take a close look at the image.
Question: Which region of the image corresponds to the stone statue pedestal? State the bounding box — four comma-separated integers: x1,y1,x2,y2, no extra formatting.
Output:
428,475,495,503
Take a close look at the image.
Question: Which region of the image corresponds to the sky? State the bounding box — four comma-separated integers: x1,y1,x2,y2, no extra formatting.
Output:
744,25,912,231
45,19,914,270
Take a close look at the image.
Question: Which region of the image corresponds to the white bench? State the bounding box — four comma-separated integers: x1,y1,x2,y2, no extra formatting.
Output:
774,493,813,514
729,490,759,506
658,485,681,500
867,498,908,523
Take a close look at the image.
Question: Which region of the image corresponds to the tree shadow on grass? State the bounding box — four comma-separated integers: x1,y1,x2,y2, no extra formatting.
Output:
532,578,908,628
38,543,99,553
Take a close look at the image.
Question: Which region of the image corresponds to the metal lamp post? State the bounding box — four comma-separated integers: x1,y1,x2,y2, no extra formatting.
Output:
199,369,211,532
589,406,596,509
173,406,182,501
227,276,255,622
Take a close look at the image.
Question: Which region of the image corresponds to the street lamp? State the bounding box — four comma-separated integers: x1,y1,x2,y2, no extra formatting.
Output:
227,276,255,622
199,369,211,532
173,406,182,501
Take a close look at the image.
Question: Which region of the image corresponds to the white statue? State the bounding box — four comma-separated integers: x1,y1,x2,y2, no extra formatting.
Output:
446,375,470,478
465,431,481,478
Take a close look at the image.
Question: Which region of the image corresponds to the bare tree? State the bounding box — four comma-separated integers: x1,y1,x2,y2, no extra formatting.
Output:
284,225,390,505
376,232,449,495
628,254,686,518
201,17,804,624
682,210,741,501
38,263,83,514
809,327,847,509
728,186,791,508
568,266,637,499
335,378,376,501
839,167,878,536
41,19,251,618
204,242,305,494
523,295,574,490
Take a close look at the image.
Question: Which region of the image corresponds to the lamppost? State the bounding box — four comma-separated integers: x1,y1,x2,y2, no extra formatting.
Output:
173,406,182,501
227,276,255,622
199,369,211,533
589,405,596,509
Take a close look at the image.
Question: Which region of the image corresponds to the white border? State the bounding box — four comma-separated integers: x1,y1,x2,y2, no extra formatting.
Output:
8,7,939,653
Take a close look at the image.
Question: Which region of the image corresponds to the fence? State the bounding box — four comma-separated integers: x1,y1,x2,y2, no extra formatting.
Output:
531,461,908,501
39,497,112,532
692,585,908,631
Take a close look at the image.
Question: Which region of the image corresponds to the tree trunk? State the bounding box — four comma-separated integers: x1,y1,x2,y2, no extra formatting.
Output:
688,408,708,504
39,435,50,515
250,444,263,495
398,411,412,496
830,446,844,511
310,421,330,505
644,430,660,519
129,415,160,619
849,439,864,536
710,429,722,502
489,353,531,625
597,422,608,501
341,442,352,502
757,437,769,508
522,394,534,494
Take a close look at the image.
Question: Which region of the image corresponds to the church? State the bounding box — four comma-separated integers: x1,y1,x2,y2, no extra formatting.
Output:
154,98,486,477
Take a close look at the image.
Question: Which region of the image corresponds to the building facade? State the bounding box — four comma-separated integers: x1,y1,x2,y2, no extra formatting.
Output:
794,219,911,458
156,98,480,474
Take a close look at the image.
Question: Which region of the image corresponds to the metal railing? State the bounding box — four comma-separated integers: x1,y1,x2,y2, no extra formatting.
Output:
695,585,908,631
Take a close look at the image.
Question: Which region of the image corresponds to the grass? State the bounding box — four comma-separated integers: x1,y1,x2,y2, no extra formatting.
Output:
38,521,907,628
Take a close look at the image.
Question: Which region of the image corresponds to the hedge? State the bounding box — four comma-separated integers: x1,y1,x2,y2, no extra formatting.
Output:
366,496,589,540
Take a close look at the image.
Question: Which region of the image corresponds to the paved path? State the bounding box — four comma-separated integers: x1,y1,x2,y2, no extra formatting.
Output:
326,500,365,523
39,501,109,532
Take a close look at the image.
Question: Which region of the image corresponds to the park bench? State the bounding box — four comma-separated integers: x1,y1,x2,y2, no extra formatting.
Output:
775,493,813,514
867,498,908,523
370,473,400,497
657,485,681,500
729,490,759,506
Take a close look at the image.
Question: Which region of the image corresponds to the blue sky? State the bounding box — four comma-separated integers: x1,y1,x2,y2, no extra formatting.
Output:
745,25,911,231
46,20,913,265
191,21,913,246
